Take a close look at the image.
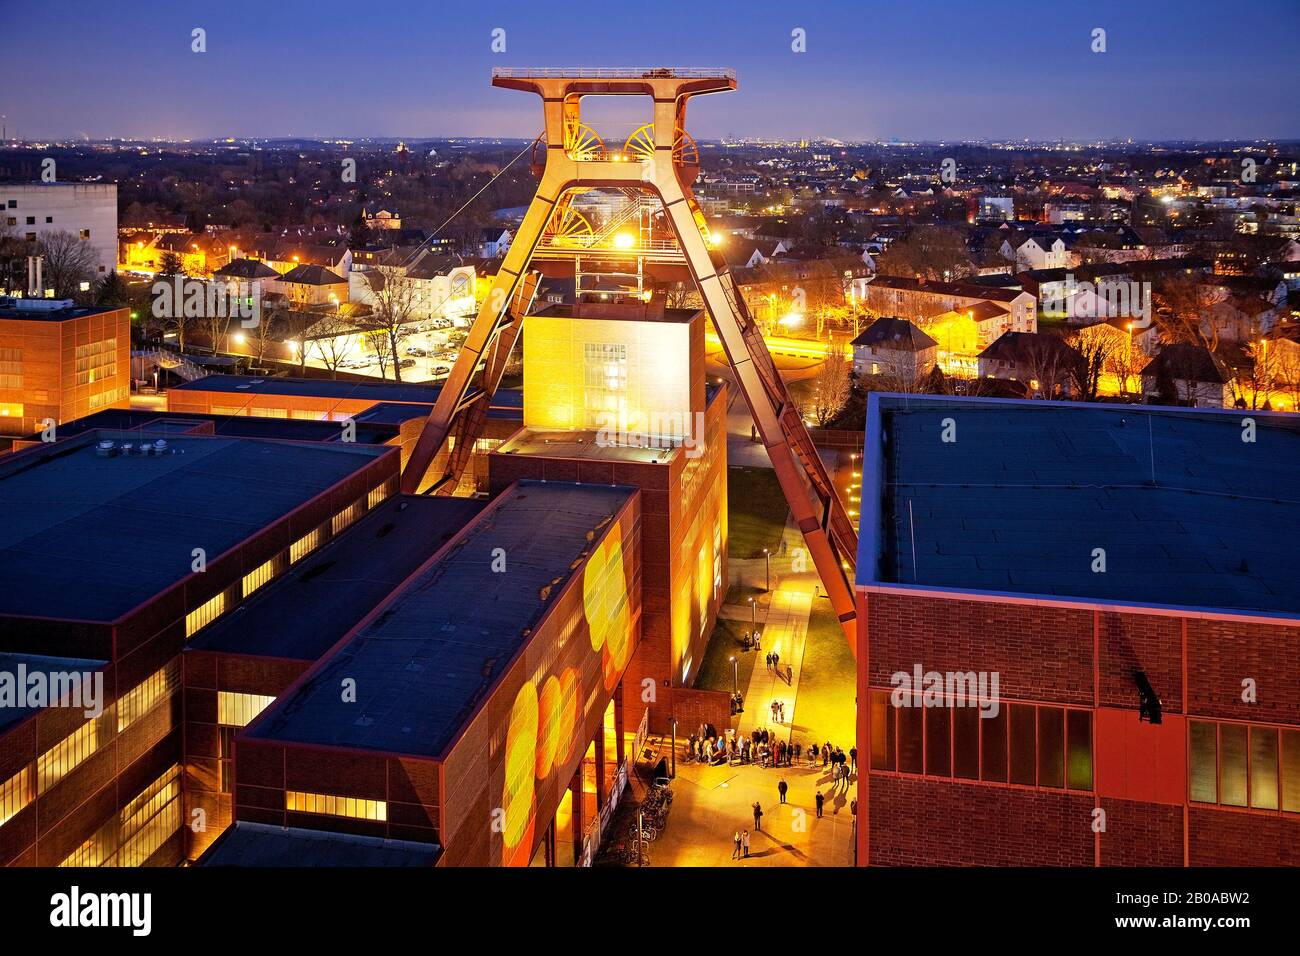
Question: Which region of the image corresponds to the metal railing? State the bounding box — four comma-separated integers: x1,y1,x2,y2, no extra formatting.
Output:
492,67,735,80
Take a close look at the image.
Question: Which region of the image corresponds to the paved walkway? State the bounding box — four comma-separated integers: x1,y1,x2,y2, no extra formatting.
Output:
646,756,855,867
737,588,810,742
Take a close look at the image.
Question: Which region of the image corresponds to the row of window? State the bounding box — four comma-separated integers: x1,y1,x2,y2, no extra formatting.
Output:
1190,719,1300,813
58,766,181,867
1,662,181,829
286,790,387,822
868,691,1094,792
183,477,395,641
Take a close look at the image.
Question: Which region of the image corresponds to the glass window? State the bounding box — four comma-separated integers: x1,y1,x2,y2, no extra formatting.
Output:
1009,704,1036,786
1189,721,1218,804
868,690,894,771
925,707,950,777
217,691,276,728
1066,709,1093,791
1249,726,1278,811
952,707,979,780
897,705,923,774
1282,730,1300,814
1037,707,1065,789
981,705,1008,783
1219,723,1248,808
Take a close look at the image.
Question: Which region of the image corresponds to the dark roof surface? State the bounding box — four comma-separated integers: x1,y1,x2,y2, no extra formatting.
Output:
173,374,524,413
199,822,439,867
1140,344,1226,384
864,396,1300,616
214,258,280,280
851,317,937,351
0,653,107,732
189,495,485,660
278,263,345,285
247,481,635,757
0,431,389,621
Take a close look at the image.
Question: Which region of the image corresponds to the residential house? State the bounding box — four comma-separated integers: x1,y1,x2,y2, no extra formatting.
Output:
277,263,348,309
1141,343,1231,408
977,331,1080,398
850,317,938,381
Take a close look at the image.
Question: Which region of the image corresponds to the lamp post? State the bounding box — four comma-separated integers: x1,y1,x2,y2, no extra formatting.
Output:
730,656,738,696
670,717,677,780
748,595,756,633
763,548,770,592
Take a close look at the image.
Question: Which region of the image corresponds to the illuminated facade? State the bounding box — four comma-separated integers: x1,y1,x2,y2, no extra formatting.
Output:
490,300,727,730
0,300,130,437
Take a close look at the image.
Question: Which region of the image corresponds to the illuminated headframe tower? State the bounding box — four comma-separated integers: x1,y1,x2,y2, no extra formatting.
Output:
402,67,859,644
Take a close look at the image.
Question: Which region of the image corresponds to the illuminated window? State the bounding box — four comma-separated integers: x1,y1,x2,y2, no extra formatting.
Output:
286,790,387,822
242,553,285,598
74,338,117,388
289,525,326,564
0,403,24,419
116,660,180,733
1191,720,1299,814
57,765,181,867
115,766,181,867
582,342,628,429
367,476,396,509
185,589,228,638
332,499,364,535
0,347,21,390
873,693,1092,792
252,407,287,419
217,691,275,728
37,716,106,795
0,766,33,827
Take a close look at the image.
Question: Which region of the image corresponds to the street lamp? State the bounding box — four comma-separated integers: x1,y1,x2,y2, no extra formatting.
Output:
763,548,770,592
729,656,738,696
670,717,677,780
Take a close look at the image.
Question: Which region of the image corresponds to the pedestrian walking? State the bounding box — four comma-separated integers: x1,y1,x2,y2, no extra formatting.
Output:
815,790,824,818
733,830,742,860
742,830,751,857
778,778,788,804
850,746,858,772
752,801,764,831
786,663,793,684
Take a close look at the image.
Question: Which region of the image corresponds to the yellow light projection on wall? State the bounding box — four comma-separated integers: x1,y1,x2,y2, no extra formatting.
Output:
583,519,632,691
535,675,562,779
501,682,538,866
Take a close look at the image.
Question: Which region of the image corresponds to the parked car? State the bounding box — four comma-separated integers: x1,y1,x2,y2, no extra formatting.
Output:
432,365,450,376
398,358,417,370
406,346,427,357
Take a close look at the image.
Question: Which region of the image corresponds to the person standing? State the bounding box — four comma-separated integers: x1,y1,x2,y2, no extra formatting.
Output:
733,830,742,860
850,746,858,772
778,778,788,804
753,801,764,831
786,663,793,685
742,829,751,858
815,790,825,818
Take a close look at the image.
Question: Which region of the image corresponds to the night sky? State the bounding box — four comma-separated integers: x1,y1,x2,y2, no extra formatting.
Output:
5,0,1297,142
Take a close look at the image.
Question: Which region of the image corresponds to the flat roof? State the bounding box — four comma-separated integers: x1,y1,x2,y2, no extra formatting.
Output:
0,653,107,732
0,302,123,323
24,409,400,445
189,495,485,660
172,373,524,411
496,427,679,464
247,480,635,757
199,822,440,867
0,431,390,622
861,395,1300,618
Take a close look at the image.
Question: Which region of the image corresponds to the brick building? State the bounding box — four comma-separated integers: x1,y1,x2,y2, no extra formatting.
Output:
0,428,396,866
856,394,1300,866
0,299,130,437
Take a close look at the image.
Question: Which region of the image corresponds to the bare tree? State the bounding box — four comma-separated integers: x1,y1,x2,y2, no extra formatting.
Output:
807,347,851,426
307,310,358,379
38,230,98,300
249,304,281,368
1236,339,1278,410
1272,344,1300,413
1066,326,1118,402
362,271,416,382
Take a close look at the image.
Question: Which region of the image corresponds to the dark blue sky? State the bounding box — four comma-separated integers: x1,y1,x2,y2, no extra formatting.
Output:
5,0,1296,142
